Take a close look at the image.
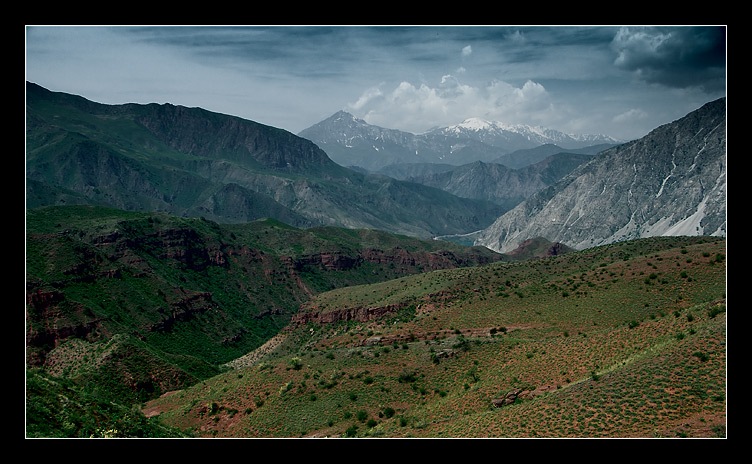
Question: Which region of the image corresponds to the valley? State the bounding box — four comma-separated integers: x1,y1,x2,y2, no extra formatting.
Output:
25,82,504,239
25,204,726,438
142,235,726,438
25,84,726,439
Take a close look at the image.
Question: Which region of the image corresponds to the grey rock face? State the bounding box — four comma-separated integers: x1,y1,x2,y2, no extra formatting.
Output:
475,98,726,253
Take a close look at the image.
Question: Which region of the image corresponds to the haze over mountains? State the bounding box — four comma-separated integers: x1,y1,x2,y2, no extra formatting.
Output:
25,82,504,239
298,110,621,172
27,82,727,255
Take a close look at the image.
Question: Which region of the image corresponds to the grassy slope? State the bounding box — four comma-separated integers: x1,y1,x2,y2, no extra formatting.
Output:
25,205,507,436
145,236,726,438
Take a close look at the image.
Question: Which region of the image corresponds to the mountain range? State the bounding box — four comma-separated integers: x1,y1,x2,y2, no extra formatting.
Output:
25,82,503,239
298,110,621,171
26,81,727,257
475,98,727,253
25,84,727,438
393,154,594,210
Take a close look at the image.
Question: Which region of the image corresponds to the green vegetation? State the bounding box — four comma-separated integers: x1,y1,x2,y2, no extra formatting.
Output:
26,368,189,438
26,206,726,438
141,233,726,438
26,82,503,238
25,205,503,436
25,83,727,438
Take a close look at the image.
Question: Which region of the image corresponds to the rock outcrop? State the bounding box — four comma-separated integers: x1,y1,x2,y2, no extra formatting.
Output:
475,98,727,253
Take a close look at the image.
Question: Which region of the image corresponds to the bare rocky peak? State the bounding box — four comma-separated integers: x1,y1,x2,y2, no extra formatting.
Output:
475,98,727,253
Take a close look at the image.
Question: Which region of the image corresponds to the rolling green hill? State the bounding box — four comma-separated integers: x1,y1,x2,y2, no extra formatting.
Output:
141,234,725,438
25,205,508,436
25,205,726,437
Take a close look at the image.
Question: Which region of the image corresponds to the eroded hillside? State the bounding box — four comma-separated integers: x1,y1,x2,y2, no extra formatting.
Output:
143,236,726,438
25,204,506,429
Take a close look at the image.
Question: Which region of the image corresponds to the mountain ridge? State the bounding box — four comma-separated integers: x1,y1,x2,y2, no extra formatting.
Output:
26,82,727,438
435,116,622,149
25,82,503,238
298,110,622,171
398,153,594,210
475,98,727,253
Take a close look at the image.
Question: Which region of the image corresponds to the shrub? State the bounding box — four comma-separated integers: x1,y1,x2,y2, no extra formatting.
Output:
207,402,219,415
279,382,293,395
708,305,725,318
398,369,418,383
453,336,470,352
693,351,710,362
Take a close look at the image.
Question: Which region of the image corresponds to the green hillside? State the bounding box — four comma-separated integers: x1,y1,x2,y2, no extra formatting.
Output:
142,235,726,438
25,82,503,237
25,205,506,437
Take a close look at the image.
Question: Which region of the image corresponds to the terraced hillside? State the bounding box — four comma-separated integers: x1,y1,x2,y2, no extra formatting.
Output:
143,236,726,438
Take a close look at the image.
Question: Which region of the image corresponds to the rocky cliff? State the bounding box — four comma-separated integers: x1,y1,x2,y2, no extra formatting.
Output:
475,98,727,253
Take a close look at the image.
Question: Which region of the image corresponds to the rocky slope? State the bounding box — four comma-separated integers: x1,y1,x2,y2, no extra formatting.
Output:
142,235,725,439
475,98,727,253
402,153,593,210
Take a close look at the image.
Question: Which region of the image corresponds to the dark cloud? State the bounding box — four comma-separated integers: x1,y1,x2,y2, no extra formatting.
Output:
611,26,726,91
26,26,726,139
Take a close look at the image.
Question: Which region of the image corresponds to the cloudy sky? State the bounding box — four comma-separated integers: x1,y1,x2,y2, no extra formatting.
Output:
25,25,726,141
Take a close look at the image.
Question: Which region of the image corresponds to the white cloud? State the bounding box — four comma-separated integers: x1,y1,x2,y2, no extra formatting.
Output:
462,45,473,56
348,76,558,133
349,85,384,110
613,108,648,124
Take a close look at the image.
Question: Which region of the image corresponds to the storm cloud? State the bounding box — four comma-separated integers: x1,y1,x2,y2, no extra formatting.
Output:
26,25,726,141
611,26,726,92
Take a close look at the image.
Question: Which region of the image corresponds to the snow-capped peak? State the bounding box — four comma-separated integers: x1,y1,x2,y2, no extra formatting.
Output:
448,117,538,135
455,117,496,131
441,117,621,146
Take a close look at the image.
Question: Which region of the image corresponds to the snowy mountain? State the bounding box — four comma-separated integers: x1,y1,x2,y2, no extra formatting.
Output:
474,98,727,253
434,117,621,153
299,111,622,171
